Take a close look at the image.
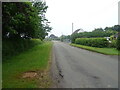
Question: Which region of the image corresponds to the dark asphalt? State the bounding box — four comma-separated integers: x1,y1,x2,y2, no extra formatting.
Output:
51,41,118,88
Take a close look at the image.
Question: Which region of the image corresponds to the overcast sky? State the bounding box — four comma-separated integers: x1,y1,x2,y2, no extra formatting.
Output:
45,0,119,36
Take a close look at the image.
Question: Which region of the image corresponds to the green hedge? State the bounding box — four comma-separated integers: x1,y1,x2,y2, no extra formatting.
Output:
75,38,109,48
116,34,120,50
2,38,42,61
108,40,116,48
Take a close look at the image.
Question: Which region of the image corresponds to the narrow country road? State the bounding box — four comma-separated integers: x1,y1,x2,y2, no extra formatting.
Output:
51,41,118,88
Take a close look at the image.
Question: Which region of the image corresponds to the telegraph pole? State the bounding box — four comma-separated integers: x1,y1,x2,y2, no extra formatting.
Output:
61,32,63,42
72,23,74,34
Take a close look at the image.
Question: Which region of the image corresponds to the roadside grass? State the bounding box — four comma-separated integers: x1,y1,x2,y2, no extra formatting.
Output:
3,41,53,88
70,43,119,55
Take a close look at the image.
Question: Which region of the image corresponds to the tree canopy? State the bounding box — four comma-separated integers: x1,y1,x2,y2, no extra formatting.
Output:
2,1,51,40
71,25,119,43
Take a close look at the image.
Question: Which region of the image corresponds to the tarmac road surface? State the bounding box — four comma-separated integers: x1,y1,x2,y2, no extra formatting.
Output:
51,41,118,88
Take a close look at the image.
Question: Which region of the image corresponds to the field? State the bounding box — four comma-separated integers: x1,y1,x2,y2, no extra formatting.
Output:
71,43,119,55
3,41,53,88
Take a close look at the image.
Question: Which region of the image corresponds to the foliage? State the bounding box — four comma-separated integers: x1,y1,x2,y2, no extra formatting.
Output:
110,35,114,41
33,1,52,39
60,35,71,42
2,1,51,40
71,25,118,43
113,25,120,32
2,1,52,60
108,40,117,48
3,42,53,88
71,43,118,55
75,38,109,48
104,27,113,31
116,33,120,50
3,39,42,61
71,31,116,43
71,33,79,43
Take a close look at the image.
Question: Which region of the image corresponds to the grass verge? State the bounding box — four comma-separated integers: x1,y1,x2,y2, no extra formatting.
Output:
70,43,119,55
3,41,53,88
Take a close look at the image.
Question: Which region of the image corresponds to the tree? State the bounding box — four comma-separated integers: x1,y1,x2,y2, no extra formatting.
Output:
70,26,118,43
93,28,104,32
113,25,120,32
104,27,113,31
116,34,120,50
33,1,52,40
2,1,51,40
3,2,37,39
113,25,120,50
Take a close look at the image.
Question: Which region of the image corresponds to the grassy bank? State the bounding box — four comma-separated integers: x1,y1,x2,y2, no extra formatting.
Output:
3,41,53,88
70,43,119,55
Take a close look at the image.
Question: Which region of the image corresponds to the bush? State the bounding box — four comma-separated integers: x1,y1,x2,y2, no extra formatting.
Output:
71,33,79,43
116,34,120,50
75,38,109,48
2,38,42,61
108,40,116,48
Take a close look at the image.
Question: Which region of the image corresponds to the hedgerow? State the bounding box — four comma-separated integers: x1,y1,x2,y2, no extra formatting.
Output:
75,38,109,48
2,39,42,61
108,40,116,48
116,34,120,50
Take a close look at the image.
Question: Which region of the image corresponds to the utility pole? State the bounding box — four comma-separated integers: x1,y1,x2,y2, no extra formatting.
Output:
61,32,63,42
72,23,74,34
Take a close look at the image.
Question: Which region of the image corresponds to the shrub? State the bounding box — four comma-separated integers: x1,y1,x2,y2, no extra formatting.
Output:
116,34,120,50
108,40,116,48
2,38,42,61
75,38,109,48
71,33,79,43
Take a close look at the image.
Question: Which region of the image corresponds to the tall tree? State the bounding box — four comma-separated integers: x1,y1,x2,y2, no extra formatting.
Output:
2,1,51,40
33,1,52,40
113,25,120,32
